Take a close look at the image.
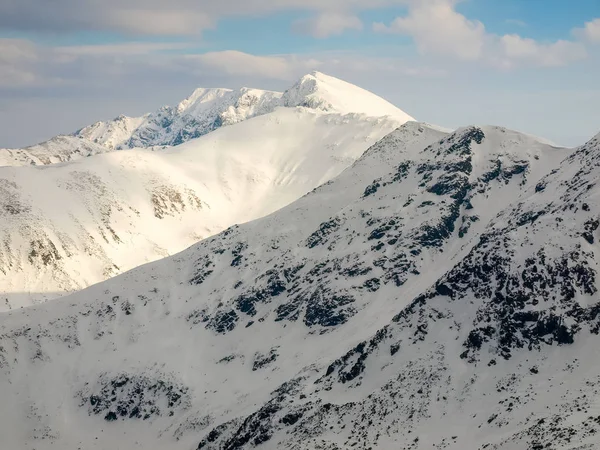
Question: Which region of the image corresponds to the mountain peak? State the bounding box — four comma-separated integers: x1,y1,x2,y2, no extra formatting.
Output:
303,70,337,81
283,71,415,121
296,70,327,83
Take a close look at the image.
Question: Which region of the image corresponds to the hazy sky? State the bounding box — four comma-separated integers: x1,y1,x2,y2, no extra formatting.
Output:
1,0,599,148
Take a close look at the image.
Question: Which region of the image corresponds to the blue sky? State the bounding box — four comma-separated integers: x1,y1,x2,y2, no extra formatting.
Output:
0,0,599,147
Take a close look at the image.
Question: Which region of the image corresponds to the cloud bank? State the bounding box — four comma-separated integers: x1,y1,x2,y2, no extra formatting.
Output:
374,0,590,68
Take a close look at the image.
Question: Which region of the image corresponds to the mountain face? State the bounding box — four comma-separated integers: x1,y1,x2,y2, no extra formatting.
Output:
0,72,414,168
0,103,408,310
4,121,598,450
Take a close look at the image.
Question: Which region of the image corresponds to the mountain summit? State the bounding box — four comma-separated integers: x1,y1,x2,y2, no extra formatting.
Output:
281,71,414,119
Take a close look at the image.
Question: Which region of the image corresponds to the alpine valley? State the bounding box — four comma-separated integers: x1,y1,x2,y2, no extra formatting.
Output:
1,72,600,450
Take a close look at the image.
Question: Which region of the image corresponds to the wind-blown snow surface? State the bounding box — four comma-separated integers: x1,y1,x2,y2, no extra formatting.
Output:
5,122,598,450
0,108,406,310
0,71,414,167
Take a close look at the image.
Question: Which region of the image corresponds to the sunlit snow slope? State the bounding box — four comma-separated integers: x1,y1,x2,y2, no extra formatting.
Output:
0,73,414,310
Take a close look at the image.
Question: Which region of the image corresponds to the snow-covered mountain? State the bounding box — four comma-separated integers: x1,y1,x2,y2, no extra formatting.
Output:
0,72,414,168
0,135,111,167
76,72,413,151
5,121,598,450
0,75,413,310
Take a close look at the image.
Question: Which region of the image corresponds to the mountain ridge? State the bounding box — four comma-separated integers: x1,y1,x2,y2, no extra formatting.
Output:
75,71,414,151
3,121,596,450
0,72,415,168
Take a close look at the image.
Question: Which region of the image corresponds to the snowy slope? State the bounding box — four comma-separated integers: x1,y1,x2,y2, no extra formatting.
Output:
3,122,594,450
0,135,111,167
0,72,414,168
0,109,406,310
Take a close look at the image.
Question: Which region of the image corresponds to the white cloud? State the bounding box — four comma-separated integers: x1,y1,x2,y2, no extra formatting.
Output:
0,38,445,92
182,51,321,80
374,0,590,68
293,12,363,38
0,39,207,88
374,0,486,61
498,35,587,68
0,39,197,89
577,18,600,43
